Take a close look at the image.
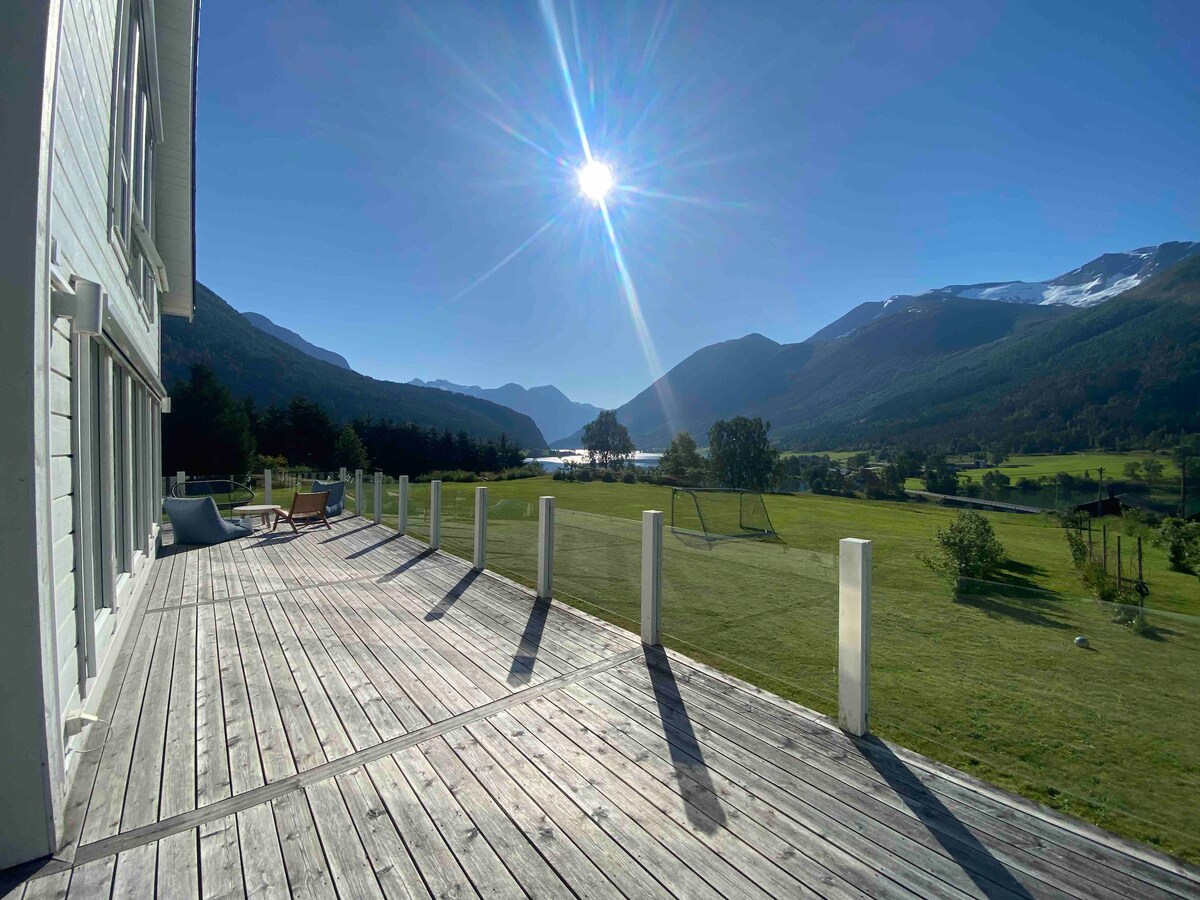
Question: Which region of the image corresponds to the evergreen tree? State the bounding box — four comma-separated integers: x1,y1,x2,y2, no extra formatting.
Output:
333,425,370,471
163,364,255,476
659,431,705,482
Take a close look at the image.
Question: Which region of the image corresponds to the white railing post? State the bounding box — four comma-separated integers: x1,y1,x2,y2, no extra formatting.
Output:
398,476,409,535
176,471,186,495
430,480,443,549
473,486,488,570
641,510,663,646
264,468,272,505
373,472,383,525
537,496,555,600
354,469,363,517
339,466,347,483
839,538,872,737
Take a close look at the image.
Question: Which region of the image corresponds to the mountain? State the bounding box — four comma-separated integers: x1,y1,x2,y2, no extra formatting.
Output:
241,311,352,370
409,379,601,444
809,241,1200,341
163,283,546,449
562,251,1200,451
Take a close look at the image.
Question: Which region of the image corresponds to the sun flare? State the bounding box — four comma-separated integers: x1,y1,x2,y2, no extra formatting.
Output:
577,160,614,202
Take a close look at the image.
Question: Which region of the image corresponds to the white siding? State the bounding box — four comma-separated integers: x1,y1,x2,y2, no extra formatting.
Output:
49,320,79,729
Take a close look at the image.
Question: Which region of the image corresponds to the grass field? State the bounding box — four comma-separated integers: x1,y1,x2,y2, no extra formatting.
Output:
286,474,1200,860
953,450,1181,484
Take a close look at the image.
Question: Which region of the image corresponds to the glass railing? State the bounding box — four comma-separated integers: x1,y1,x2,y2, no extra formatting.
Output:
553,508,643,631
439,482,477,563
483,492,539,588
407,481,431,543
661,528,839,714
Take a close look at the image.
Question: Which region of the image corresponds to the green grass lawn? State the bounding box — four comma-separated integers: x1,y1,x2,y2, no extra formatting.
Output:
257,473,1199,860
954,450,1181,484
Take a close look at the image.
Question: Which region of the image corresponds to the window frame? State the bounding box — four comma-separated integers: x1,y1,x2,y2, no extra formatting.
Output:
108,0,166,324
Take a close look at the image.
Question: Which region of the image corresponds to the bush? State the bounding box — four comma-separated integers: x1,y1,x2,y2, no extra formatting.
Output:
1153,518,1200,573
1064,528,1088,569
622,470,636,483
920,510,1007,586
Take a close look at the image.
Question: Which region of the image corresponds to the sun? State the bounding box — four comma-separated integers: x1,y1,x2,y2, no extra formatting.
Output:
577,159,614,202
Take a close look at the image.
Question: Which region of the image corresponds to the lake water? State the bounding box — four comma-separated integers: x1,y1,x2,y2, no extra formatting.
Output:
525,449,663,471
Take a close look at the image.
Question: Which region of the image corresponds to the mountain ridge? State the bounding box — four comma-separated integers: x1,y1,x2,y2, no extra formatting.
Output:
809,241,1199,342
163,283,546,449
560,247,1200,451
410,378,601,444
241,311,353,370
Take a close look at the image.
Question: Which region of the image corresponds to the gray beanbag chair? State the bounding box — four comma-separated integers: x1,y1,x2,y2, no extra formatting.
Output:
312,479,346,516
164,497,252,545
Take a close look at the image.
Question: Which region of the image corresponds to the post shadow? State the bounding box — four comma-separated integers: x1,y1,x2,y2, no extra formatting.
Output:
346,532,401,559
425,569,481,621
319,522,375,542
643,645,727,834
857,735,1035,899
379,547,436,582
507,596,550,686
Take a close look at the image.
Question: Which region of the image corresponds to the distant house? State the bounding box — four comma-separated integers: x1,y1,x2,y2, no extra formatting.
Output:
0,0,198,868
1073,496,1125,518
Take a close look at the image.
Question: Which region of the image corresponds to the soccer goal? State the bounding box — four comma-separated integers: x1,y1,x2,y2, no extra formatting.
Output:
670,487,777,540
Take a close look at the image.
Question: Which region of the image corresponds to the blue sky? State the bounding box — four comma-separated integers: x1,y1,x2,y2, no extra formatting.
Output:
196,0,1200,408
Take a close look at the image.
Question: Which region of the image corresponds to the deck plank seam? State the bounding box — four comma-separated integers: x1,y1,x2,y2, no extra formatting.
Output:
31,647,645,877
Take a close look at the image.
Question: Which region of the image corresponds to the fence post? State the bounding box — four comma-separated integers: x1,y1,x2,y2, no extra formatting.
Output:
373,472,383,525
473,486,488,570
354,469,363,516
398,476,409,535
176,471,186,495
430,480,442,550
839,537,872,737
339,466,347,483
641,510,663,645
264,468,272,505
537,496,555,600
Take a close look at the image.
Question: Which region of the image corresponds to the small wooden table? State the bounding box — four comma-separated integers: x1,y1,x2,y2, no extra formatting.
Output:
234,504,282,530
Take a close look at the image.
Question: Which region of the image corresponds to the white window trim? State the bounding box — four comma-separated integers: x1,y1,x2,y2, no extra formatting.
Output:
132,213,169,293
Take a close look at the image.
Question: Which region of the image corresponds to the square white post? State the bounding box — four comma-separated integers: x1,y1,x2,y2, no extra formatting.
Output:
641,510,663,646
473,486,488,570
339,466,348,482
398,475,409,534
373,472,383,525
537,496,555,600
354,469,363,517
264,468,272,505
430,480,443,549
176,471,185,495
839,537,872,737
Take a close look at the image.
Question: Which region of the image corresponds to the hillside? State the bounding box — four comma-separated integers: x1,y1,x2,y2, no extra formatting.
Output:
567,255,1200,451
163,283,546,448
241,311,352,370
411,379,600,444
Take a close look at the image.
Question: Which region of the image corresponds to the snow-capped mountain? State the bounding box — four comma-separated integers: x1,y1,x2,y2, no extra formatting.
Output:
809,241,1199,341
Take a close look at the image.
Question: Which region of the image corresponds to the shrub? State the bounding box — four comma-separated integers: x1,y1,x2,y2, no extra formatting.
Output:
920,510,1007,586
1153,518,1200,573
622,470,636,483
1064,528,1088,569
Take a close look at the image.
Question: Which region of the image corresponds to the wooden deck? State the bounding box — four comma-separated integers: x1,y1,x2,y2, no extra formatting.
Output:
7,517,1198,899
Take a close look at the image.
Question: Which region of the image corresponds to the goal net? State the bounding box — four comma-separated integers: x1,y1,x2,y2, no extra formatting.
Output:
670,488,777,540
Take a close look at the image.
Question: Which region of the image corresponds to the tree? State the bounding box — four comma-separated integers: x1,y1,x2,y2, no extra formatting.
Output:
1123,461,1142,481
334,425,370,471
707,417,777,491
659,431,705,482
1143,458,1165,483
1174,436,1200,516
581,410,635,467
920,510,1007,587
163,364,255,476
1153,518,1200,574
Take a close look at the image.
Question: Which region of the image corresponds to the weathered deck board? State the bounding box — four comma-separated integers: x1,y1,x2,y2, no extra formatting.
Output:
11,515,1197,900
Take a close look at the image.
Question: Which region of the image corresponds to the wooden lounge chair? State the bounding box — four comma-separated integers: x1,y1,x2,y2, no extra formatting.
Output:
272,490,332,532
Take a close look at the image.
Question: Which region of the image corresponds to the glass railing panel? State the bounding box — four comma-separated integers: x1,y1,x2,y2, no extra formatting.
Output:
407,481,431,543
553,509,643,633
661,530,839,715
484,492,539,590
440,482,477,564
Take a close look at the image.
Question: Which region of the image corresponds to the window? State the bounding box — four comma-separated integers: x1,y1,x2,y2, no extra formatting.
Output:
111,0,162,321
